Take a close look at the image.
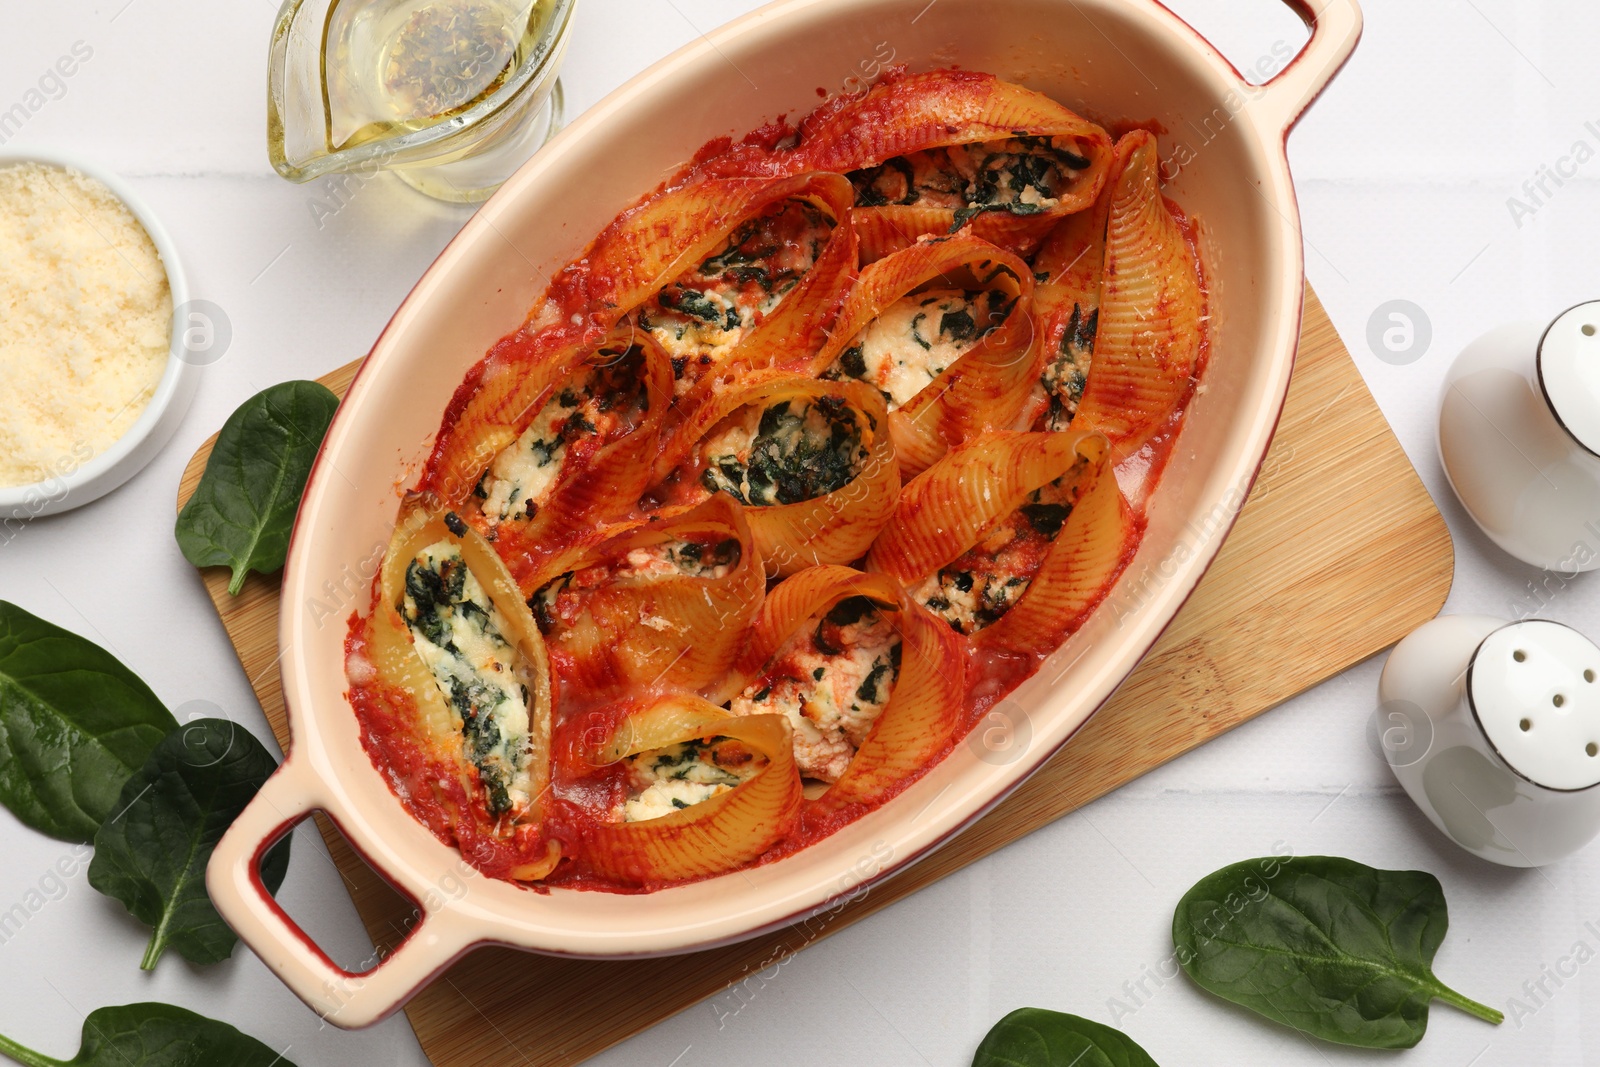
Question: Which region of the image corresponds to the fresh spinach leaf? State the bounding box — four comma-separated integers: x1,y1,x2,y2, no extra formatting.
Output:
175,380,339,594
1172,855,1502,1049
973,1008,1159,1066
88,718,290,970
0,1002,294,1067
0,602,177,842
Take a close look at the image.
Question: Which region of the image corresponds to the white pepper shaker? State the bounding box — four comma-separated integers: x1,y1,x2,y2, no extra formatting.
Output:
1439,301,1600,570
1377,615,1600,867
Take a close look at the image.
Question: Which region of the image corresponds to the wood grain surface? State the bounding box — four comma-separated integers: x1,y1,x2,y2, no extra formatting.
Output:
177,285,1453,1066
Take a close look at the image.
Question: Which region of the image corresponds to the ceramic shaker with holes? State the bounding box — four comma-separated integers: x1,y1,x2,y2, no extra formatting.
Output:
1378,614,1600,867
1439,300,1600,569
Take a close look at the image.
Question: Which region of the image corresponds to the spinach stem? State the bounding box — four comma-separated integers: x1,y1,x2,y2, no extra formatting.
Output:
1433,984,1505,1025
140,929,165,971
0,1032,64,1067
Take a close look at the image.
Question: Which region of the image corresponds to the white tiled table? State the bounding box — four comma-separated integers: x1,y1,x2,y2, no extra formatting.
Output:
3,1,1598,1063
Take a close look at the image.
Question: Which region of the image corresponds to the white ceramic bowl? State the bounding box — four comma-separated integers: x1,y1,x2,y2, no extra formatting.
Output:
0,148,197,517
209,0,1361,1028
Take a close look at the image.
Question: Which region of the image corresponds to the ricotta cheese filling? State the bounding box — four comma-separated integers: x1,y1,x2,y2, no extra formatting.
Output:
1037,303,1097,432
699,396,867,506
823,288,1013,410
401,541,536,818
530,536,742,634
727,596,902,782
620,537,741,581
477,346,649,524
847,135,1093,223
619,736,765,823
638,198,835,395
911,462,1087,635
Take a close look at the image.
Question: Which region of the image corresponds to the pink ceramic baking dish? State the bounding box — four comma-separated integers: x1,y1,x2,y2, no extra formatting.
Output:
208,0,1361,1027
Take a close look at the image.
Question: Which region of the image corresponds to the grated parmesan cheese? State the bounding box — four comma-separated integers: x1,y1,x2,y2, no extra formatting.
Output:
0,162,172,487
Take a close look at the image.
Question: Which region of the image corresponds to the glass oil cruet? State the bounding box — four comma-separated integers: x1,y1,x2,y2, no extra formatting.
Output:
267,0,575,202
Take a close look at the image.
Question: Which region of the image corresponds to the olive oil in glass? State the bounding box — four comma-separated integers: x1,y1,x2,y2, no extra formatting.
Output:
268,0,574,202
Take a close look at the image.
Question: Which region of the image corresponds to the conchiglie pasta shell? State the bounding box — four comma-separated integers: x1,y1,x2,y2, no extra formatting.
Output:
1073,130,1205,455
707,564,902,705
865,430,1108,583
705,565,965,811
714,208,860,374
817,591,966,811
422,329,592,505
796,69,1110,175
589,694,735,764
583,171,855,320
851,205,1085,264
973,447,1133,657
369,530,459,765
1018,283,1097,432
369,502,559,873
661,215,860,448
656,373,901,577
850,205,954,264
532,493,766,696
963,206,1101,262
810,234,1040,477
476,333,677,586
580,696,802,886
505,842,563,882
1027,284,1084,362
424,172,855,501
1024,182,1113,430
1032,176,1113,290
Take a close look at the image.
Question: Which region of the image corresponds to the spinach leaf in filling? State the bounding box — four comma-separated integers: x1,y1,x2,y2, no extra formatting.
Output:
401,547,529,819
700,397,866,507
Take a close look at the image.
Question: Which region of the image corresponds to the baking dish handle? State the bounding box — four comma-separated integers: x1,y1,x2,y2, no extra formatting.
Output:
1253,0,1363,133
206,758,475,1029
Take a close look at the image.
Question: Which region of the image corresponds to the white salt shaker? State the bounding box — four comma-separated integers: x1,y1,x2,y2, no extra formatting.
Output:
1377,615,1600,866
1439,301,1600,570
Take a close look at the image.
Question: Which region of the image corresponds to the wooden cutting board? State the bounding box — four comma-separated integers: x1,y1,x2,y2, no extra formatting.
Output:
178,285,1453,1066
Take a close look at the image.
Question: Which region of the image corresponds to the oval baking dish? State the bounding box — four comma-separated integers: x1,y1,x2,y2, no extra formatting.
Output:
209,0,1360,1028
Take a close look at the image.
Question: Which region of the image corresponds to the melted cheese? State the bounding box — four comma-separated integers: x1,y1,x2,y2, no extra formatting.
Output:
1035,303,1096,432
479,355,643,524
949,136,1090,214
910,567,1028,635
640,285,748,376
727,600,900,782
827,289,997,410
401,541,534,817
621,737,763,822
622,538,740,581
639,199,834,395
912,466,1085,634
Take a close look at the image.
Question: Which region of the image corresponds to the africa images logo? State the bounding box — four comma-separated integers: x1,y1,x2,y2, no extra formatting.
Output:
1505,120,1600,229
